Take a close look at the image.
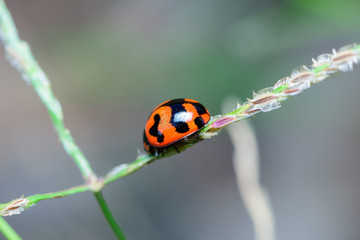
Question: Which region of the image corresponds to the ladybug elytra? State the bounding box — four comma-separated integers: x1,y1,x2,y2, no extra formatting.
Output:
143,98,211,155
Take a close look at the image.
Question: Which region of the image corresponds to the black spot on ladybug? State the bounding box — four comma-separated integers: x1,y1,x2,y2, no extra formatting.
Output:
174,122,190,133
149,113,165,143
194,116,205,129
149,114,160,136
192,102,208,115
157,134,164,143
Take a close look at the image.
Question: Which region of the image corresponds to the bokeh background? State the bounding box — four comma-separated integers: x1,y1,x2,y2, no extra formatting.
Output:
1,0,360,239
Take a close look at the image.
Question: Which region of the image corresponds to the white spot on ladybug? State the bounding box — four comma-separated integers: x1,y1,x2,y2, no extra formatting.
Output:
173,111,193,123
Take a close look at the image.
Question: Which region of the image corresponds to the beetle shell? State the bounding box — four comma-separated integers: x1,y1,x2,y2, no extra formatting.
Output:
143,98,210,155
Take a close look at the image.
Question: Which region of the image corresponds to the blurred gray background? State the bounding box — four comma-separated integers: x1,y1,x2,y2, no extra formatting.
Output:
1,0,360,239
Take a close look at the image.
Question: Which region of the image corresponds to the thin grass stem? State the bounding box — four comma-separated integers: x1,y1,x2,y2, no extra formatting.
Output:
0,0,95,182
0,217,22,240
94,191,127,240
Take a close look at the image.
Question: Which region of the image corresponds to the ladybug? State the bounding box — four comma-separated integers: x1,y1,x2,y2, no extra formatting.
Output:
143,98,211,155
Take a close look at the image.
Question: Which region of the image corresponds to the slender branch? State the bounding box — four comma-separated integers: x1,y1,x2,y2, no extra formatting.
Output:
104,154,156,185
0,0,95,182
0,217,22,240
200,43,360,134
94,191,127,240
0,185,89,216
0,154,155,217
228,119,275,240
0,5,126,237
27,185,89,205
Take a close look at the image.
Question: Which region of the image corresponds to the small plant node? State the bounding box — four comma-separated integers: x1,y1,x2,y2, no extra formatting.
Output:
0,196,30,217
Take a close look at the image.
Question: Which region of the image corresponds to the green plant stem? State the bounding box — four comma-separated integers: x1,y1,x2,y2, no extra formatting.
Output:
0,3,126,239
0,0,95,182
199,44,360,134
104,154,156,185
0,185,89,215
0,217,22,240
94,191,127,240
0,153,156,216
27,185,89,205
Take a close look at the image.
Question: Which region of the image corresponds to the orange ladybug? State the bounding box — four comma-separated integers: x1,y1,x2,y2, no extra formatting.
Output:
143,99,211,155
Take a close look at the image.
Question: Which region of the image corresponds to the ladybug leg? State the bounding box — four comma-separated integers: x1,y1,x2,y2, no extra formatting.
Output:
173,145,180,153
153,147,165,157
